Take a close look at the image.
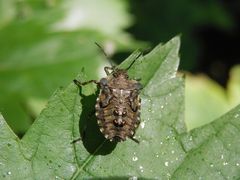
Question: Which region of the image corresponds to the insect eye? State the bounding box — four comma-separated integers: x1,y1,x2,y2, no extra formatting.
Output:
100,78,108,86
122,111,127,116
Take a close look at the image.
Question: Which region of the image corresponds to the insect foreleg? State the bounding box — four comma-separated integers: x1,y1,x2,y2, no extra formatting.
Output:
104,66,115,75
73,79,99,87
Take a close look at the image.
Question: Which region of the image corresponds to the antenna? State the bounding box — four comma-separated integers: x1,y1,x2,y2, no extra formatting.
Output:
125,51,142,70
94,42,115,68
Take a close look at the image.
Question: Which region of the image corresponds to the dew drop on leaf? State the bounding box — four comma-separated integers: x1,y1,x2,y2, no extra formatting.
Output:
223,162,228,166
164,161,169,167
234,114,239,118
128,176,138,180
220,154,224,159
140,121,145,129
132,156,138,162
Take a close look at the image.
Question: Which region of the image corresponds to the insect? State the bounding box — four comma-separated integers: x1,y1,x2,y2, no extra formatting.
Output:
74,45,142,143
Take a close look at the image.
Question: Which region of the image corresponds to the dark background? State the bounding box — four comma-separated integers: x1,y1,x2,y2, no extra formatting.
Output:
125,0,240,86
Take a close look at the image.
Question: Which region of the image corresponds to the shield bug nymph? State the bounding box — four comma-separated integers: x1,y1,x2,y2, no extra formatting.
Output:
74,46,142,143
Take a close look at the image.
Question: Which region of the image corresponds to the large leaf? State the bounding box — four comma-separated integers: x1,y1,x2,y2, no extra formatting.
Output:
0,37,239,179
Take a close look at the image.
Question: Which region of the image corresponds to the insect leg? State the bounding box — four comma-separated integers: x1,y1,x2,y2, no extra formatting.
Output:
71,137,81,144
129,90,141,112
129,136,140,144
99,86,113,107
134,78,142,81
73,79,99,87
104,66,115,75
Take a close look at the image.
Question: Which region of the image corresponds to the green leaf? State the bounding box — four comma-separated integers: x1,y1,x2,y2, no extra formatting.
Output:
185,74,229,130
228,65,240,108
186,65,240,131
172,105,240,179
1,36,239,179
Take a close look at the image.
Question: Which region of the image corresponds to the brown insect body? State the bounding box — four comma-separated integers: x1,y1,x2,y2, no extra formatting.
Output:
95,68,141,142
74,45,142,143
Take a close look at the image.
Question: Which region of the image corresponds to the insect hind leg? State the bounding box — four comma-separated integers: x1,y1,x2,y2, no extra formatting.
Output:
129,136,140,144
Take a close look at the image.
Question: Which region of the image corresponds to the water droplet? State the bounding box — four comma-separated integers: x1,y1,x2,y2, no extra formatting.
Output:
160,141,163,145
236,163,240,166
166,173,171,178
234,114,239,118
140,121,145,129
166,136,170,140
129,176,138,180
210,163,214,167
189,136,193,141
164,161,169,167
171,150,175,154
55,176,59,179
175,157,179,161
132,156,138,162
139,165,144,173
7,171,11,175
156,153,159,158
221,154,224,159
223,162,228,166
161,105,164,109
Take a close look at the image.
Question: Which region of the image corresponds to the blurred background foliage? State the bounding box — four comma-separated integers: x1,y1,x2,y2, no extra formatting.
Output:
0,0,239,136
